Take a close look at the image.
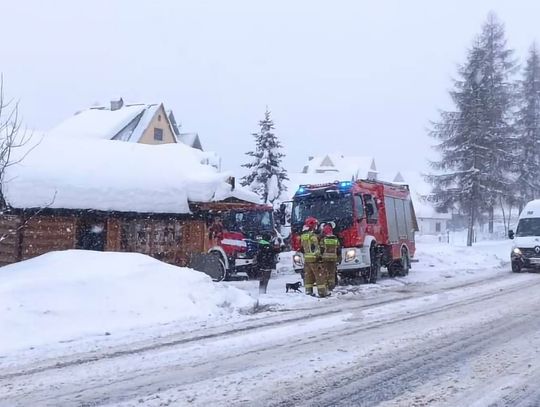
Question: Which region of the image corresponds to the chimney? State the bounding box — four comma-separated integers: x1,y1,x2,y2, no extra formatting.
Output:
227,176,236,190
110,98,124,111
308,156,314,161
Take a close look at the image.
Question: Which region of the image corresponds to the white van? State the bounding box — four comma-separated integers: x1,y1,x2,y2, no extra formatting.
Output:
509,199,540,272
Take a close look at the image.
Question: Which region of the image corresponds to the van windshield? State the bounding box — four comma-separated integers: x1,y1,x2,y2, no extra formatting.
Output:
516,218,540,237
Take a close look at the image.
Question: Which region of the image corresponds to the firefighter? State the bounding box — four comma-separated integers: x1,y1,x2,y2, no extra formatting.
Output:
300,217,328,297
320,222,340,292
256,232,279,294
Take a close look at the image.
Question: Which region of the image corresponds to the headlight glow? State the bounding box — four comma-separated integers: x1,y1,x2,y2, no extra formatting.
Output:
345,249,356,262
513,248,522,255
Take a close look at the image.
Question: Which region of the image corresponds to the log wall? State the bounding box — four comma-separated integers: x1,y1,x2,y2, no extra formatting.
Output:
0,215,22,266
21,215,77,260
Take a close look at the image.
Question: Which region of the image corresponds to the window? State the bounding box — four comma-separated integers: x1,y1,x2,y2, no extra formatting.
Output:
516,218,540,237
354,195,364,219
158,114,162,122
154,128,163,141
363,194,379,224
385,196,399,242
395,198,406,237
435,222,441,232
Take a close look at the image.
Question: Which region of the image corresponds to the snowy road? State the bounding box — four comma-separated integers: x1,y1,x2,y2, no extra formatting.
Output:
2,268,540,406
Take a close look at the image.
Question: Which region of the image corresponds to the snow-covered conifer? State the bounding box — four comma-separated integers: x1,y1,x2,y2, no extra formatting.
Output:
514,44,540,208
428,13,516,245
241,108,288,204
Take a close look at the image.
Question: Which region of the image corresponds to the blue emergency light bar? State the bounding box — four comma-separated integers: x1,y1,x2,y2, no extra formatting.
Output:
296,181,353,195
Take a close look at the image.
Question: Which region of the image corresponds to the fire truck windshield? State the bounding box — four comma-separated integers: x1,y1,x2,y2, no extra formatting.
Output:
292,193,353,230
224,210,274,233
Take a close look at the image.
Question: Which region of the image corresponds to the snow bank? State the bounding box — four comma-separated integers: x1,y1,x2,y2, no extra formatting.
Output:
3,134,259,213
415,239,510,272
0,250,256,353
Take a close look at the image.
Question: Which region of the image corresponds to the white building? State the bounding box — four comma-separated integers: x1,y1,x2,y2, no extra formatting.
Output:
283,154,378,200
391,171,452,236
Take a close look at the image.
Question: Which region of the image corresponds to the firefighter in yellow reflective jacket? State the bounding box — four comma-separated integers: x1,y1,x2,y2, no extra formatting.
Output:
299,216,327,297
320,222,340,292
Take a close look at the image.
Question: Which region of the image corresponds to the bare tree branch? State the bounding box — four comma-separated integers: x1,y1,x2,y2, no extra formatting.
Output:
0,191,57,243
0,75,52,250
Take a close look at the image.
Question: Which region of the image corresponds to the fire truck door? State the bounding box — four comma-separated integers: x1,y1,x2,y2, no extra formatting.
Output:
353,194,366,236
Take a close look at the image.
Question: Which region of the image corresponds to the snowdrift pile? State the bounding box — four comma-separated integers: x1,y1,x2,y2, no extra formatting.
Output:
0,250,256,353
415,237,511,272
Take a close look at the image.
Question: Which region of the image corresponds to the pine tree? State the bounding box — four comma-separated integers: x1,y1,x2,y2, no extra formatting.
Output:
428,14,516,246
241,108,288,204
514,44,540,209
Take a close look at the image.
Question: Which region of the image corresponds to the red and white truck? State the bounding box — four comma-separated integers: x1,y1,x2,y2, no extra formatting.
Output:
204,203,278,280
290,179,418,284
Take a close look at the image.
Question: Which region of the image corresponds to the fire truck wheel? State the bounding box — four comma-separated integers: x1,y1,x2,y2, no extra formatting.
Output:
211,252,229,282
365,245,380,284
398,248,410,277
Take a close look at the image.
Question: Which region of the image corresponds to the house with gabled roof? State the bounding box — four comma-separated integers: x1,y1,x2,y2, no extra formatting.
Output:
281,154,378,201
51,98,179,146
49,98,220,170
389,171,452,237
166,110,204,151
301,154,378,181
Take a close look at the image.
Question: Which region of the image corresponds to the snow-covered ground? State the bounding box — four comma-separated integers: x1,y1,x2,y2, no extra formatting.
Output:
0,250,255,355
4,238,537,407
227,237,513,310
2,238,535,407
0,239,513,359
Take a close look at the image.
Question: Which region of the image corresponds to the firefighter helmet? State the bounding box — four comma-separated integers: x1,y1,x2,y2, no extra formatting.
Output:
304,216,318,230
322,223,334,236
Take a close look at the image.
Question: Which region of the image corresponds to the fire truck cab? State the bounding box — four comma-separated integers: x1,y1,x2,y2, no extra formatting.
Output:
204,203,279,280
290,179,418,284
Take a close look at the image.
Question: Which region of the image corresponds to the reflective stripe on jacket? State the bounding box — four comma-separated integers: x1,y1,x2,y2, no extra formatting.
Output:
300,231,320,263
321,236,339,262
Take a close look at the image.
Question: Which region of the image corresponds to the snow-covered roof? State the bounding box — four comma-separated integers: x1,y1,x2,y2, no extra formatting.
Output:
4,134,259,214
178,132,203,151
49,102,175,144
280,154,377,201
302,154,377,180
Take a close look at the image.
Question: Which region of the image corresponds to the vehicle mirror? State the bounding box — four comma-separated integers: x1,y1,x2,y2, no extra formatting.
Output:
508,229,514,239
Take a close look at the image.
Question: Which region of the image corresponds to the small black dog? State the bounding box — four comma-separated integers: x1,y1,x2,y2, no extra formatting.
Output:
286,281,303,293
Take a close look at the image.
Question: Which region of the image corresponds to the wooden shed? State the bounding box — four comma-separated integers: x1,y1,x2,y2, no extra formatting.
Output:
0,201,252,268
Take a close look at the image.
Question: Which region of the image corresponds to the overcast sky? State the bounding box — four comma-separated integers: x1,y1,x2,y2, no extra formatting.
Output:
2,0,540,180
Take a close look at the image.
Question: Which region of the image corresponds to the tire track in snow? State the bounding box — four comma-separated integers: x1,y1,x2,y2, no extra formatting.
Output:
0,271,526,381
3,274,539,407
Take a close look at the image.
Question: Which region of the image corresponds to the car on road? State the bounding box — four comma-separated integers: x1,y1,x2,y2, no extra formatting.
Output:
509,199,540,272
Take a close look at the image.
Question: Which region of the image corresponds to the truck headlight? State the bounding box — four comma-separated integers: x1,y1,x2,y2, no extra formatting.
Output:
513,248,522,255
345,249,356,262
293,253,303,266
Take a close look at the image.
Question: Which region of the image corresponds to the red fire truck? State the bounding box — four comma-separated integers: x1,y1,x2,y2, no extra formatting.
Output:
290,179,418,284
203,203,278,280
